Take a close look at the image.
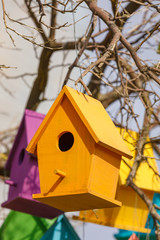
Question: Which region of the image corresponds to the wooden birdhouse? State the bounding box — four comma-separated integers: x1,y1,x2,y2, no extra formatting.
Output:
73,130,160,233
41,215,80,240
2,110,63,218
26,86,132,212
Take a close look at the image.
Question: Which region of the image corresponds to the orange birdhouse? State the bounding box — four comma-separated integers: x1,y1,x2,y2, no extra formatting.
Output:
26,86,132,212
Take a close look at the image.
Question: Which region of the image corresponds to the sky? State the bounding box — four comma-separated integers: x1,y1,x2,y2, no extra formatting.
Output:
0,1,159,239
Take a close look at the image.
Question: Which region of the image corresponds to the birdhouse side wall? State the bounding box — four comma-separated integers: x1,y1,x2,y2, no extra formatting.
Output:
88,144,121,200
110,186,154,231
37,95,95,197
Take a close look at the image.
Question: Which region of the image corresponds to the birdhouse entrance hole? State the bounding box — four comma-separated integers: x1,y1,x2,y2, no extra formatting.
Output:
19,149,25,165
58,132,74,152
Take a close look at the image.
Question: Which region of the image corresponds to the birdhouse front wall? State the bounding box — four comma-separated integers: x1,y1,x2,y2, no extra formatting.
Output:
7,128,25,200
6,118,41,201
7,127,40,200
89,144,121,200
37,95,95,196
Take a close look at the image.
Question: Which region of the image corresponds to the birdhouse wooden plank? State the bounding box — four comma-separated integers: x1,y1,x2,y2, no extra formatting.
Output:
73,130,160,232
27,86,132,212
40,215,80,240
2,110,63,218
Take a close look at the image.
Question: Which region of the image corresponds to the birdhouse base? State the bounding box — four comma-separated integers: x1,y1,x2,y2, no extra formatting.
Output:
33,190,121,212
73,216,151,234
2,194,62,219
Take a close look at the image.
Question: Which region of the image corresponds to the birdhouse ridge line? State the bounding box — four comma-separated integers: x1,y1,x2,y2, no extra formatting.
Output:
64,87,132,159
26,86,132,159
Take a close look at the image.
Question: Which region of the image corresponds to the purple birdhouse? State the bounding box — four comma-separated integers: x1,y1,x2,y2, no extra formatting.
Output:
2,109,63,219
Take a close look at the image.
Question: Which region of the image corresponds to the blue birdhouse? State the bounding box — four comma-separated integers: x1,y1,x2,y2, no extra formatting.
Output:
41,215,80,240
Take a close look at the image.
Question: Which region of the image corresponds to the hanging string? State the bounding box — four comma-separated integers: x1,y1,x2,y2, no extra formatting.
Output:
82,211,86,240
145,217,150,240
58,1,83,94
0,168,8,232
133,192,141,237
71,0,83,92
82,220,85,240
145,209,153,240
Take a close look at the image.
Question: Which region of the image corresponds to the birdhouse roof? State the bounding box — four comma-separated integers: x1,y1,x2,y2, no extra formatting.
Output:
40,214,80,240
6,109,45,171
27,86,132,159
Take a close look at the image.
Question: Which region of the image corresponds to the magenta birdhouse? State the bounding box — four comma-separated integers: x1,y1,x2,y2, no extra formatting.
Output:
2,109,63,218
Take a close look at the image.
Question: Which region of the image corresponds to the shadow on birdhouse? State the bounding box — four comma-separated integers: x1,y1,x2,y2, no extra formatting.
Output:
2,110,63,218
27,86,132,212
73,130,160,232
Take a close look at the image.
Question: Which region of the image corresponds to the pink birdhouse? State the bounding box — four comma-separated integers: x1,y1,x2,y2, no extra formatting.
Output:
128,233,139,240
2,109,63,218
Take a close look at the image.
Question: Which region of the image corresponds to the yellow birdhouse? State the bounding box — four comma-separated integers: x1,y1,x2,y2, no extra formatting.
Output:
26,86,132,212
118,130,160,192
74,186,153,233
73,130,160,233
